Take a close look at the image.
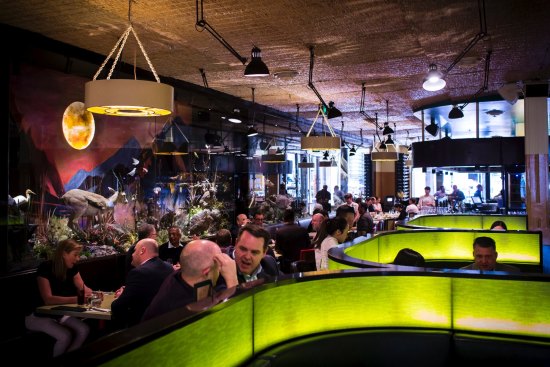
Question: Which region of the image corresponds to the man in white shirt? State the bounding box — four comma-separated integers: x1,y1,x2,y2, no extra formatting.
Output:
418,186,436,210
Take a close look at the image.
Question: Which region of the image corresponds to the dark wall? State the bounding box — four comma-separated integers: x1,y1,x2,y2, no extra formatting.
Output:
412,137,526,168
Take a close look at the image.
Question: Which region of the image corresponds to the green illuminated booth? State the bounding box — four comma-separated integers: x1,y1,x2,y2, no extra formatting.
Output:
396,214,527,231
328,229,542,272
60,271,550,366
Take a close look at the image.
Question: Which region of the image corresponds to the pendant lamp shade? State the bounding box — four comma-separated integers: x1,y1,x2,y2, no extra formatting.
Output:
261,153,285,163
86,79,173,117
301,106,341,150
85,21,174,117
244,46,270,77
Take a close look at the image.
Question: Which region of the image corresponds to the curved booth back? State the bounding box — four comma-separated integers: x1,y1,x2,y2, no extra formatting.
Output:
397,214,527,231
60,271,550,366
328,229,542,272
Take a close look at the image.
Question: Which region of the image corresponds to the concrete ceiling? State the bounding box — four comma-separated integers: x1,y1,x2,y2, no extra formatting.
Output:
2,0,549,148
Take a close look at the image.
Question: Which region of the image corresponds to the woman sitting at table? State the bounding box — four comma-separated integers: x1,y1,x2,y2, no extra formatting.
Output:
313,216,349,271
25,239,91,357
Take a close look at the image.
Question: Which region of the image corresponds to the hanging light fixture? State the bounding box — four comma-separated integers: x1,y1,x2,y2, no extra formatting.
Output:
349,145,357,156
385,135,395,145
448,104,464,119
307,46,343,121
422,64,446,92
244,46,270,77
247,126,258,137
425,116,440,137
301,105,341,150
298,156,314,168
85,1,173,117
153,117,189,155
422,0,488,92
196,0,269,77
382,100,394,135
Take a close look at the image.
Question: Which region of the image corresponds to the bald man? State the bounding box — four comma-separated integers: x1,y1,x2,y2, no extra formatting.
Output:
142,240,238,321
111,238,173,327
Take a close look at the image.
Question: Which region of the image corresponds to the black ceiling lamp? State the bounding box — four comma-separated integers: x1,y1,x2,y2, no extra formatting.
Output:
448,105,464,119
244,46,270,77
422,0,488,92
322,150,330,160
382,100,394,135
327,101,342,119
425,116,440,137
385,135,394,145
195,0,269,77
448,49,492,119
349,145,357,156
308,46,342,120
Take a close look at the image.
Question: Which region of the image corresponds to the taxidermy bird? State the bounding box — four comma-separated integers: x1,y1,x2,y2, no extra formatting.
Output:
61,187,120,234
11,189,36,210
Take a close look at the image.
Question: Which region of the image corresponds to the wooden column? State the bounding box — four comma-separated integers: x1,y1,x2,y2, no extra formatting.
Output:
524,83,549,244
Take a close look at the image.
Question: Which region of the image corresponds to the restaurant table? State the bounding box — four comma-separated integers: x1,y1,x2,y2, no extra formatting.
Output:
35,292,115,320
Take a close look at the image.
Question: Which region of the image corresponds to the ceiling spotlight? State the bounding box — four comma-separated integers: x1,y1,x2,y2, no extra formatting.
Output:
244,46,270,77
275,147,283,154
326,101,342,119
228,108,242,123
422,64,446,92
448,105,464,119
246,126,258,137
382,123,394,136
379,141,387,151
385,135,394,145
349,145,357,156
322,150,330,160
425,117,439,137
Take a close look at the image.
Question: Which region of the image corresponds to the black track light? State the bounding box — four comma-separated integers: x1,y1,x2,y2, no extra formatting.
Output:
425,117,439,137
448,105,464,119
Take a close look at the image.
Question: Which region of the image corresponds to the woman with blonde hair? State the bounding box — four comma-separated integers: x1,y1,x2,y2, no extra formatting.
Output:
25,239,91,357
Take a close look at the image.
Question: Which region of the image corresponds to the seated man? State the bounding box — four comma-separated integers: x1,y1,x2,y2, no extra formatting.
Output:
158,226,185,266
460,236,520,272
229,224,280,284
142,240,238,322
111,238,174,327
356,203,374,236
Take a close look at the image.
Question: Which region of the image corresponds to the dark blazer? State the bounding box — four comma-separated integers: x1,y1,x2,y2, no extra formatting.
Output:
275,223,311,273
111,257,174,327
225,246,280,284
158,241,185,265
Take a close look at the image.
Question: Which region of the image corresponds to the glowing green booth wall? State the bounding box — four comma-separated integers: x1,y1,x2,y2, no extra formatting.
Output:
100,274,550,367
329,230,541,270
397,215,527,230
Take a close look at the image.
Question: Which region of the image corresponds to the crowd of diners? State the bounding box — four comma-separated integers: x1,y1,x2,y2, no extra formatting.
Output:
27,190,517,358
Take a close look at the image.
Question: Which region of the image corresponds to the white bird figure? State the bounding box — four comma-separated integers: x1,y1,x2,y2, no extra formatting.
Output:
12,189,36,208
132,157,139,166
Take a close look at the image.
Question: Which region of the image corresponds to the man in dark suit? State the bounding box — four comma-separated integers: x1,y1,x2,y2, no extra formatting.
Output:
228,224,280,284
111,238,174,327
158,226,185,266
275,209,311,273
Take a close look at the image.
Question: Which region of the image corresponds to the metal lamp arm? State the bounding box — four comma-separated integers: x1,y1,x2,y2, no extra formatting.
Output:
196,0,247,65
308,46,328,110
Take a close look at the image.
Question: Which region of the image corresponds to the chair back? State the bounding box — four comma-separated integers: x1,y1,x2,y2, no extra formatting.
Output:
299,248,315,262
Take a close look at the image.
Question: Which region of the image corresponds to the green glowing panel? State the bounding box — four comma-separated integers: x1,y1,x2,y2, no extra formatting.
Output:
102,298,253,367
253,276,451,353
408,215,527,230
474,231,540,263
328,258,357,270
377,231,475,263
453,278,550,338
344,237,379,262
